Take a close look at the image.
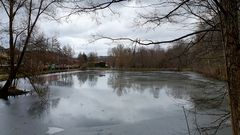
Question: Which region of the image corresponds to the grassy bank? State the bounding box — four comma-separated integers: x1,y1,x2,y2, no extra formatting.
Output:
0,74,7,81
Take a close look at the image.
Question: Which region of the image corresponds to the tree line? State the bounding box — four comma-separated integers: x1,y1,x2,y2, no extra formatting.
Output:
0,33,76,75
108,21,226,80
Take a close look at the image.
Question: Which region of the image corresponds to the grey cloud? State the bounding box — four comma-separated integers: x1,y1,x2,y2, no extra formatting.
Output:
39,0,197,56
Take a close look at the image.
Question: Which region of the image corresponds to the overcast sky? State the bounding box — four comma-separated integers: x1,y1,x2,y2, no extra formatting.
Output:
39,0,196,56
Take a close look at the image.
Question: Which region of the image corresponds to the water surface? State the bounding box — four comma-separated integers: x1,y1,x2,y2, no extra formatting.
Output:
0,70,231,135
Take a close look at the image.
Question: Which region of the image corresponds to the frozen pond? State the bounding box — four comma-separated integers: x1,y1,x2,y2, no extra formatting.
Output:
0,70,231,135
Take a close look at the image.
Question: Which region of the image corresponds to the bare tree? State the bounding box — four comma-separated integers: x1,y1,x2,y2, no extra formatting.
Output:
0,0,127,95
0,0,58,94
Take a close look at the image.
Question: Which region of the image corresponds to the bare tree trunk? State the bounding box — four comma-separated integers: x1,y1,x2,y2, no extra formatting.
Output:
0,0,16,93
1,73,15,92
222,0,240,134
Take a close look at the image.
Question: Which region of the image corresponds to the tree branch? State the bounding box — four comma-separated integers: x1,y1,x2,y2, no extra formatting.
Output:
95,29,220,46
0,0,10,17
140,0,190,25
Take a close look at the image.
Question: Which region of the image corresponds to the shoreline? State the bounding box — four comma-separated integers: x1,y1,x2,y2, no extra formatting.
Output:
0,67,225,81
0,68,226,98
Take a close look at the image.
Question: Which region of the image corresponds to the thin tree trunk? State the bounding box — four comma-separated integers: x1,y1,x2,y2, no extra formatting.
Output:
222,0,240,134
0,0,16,93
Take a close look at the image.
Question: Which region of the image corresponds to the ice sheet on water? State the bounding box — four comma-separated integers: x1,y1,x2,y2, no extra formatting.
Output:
46,127,64,134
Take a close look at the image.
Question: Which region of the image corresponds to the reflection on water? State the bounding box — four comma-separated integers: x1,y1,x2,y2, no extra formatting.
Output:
44,73,74,86
108,72,163,98
107,71,226,110
42,71,99,87
76,72,98,87
0,70,229,135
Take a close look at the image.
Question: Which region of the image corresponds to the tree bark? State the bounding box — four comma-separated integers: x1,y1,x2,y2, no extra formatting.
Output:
0,0,16,93
221,0,240,134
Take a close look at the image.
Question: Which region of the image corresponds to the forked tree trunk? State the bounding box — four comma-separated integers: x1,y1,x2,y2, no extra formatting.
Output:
1,72,16,93
1,79,12,93
222,0,240,134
